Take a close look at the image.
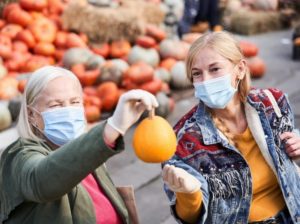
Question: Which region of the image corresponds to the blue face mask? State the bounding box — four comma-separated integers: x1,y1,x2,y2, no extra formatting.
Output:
40,106,86,146
193,74,239,109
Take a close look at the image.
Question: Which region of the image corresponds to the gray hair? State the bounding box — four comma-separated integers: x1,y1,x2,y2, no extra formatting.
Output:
17,66,81,141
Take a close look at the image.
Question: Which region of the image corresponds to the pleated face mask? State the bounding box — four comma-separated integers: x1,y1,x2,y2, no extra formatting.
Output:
193,74,239,109
40,106,86,146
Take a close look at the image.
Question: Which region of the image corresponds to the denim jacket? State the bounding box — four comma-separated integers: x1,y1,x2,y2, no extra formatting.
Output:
163,88,300,224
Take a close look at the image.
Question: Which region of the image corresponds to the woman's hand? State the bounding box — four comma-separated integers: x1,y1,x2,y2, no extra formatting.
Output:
162,164,201,193
106,89,158,136
280,132,300,158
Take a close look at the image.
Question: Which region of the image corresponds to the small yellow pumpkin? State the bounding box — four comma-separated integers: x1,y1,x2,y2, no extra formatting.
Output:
132,110,177,163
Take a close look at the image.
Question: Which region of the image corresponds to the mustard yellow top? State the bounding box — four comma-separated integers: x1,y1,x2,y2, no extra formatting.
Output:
175,127,286,223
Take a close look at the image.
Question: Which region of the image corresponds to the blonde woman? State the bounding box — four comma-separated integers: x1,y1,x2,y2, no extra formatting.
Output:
0,66,158,224
162,31,300,224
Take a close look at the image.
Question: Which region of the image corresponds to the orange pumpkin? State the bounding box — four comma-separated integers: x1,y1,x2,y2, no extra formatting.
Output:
0,35,12,59
0,76,19,100
84,105,101,123
84,95,102,110
15,29,36,49
123,62,154,84
54,31,68,48
29,18,57,43
66,33,87,48
34,42,56,56
247,57,266,78
20,0,48,11
132,111,176,163
136,35,157,48
110,40,131,58
83,86,98,97
7,8,32,27
91,43,110,58
97,82,119,111
239,41,259,58
0,24,23,39
48,0,65,15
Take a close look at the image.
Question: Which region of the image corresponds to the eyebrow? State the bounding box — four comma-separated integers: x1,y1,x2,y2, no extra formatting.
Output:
46,97,81,106
191,62,220,71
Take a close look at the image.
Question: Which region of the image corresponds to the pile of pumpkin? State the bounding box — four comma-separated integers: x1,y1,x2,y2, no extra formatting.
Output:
239,40,266,78
0,0,196,125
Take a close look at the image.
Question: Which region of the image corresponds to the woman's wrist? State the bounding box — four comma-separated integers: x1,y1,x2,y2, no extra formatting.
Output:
103,121,121,147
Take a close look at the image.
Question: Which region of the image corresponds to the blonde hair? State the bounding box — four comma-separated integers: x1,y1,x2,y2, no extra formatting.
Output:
186,31,251,146
17,66,81,141
186,31,251,103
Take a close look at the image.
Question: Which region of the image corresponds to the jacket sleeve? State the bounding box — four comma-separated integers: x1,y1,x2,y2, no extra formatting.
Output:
162,156,210,224
14,121,124,203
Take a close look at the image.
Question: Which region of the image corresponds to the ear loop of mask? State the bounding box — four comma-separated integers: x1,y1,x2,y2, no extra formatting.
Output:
27,106,46,138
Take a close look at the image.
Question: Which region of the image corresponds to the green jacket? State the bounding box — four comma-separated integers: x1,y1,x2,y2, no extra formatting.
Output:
0,122,130,224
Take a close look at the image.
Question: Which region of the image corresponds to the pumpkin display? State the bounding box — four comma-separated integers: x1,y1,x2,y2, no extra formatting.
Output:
246,56,266,78
127,45,160,67
0,104,12,131
132,110,176,163
170,61,192,89
239,41,259,58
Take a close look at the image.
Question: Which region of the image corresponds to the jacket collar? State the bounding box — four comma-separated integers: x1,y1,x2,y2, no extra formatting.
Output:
195,95,266,146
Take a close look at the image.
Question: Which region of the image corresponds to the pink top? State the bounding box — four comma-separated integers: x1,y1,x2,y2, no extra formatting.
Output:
81,174,123,224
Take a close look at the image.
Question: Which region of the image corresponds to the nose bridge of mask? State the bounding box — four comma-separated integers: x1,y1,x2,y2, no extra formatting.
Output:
41,107,85,125
195,74,232,94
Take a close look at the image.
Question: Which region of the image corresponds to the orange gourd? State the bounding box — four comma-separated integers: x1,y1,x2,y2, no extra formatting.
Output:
133,110,177,163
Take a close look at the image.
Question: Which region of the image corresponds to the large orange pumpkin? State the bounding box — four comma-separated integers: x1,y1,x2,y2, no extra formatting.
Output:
84,105,101,123
6,8,32,27
136,35,157,48
0,76,19,100
34,42,56,56
91,43,110,58
12,41,29,53
123,62,154,84
145,24,166,42
66,33,87,48
0,35,12,59
2,3,21,19
132,111,177,163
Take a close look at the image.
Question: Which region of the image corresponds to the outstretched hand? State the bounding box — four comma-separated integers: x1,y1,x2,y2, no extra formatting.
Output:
162,164,201,194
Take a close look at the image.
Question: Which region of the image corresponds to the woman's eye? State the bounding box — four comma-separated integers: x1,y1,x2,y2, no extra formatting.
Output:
72,101,81,104
192,72,201,77
49,104,60,108
210,67,220,72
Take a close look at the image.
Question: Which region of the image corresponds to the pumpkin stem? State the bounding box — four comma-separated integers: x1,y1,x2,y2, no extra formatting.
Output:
149,108,155,119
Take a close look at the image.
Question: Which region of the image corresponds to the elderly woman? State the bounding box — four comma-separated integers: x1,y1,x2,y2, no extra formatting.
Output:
162,31,300,224
0,66,158,224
